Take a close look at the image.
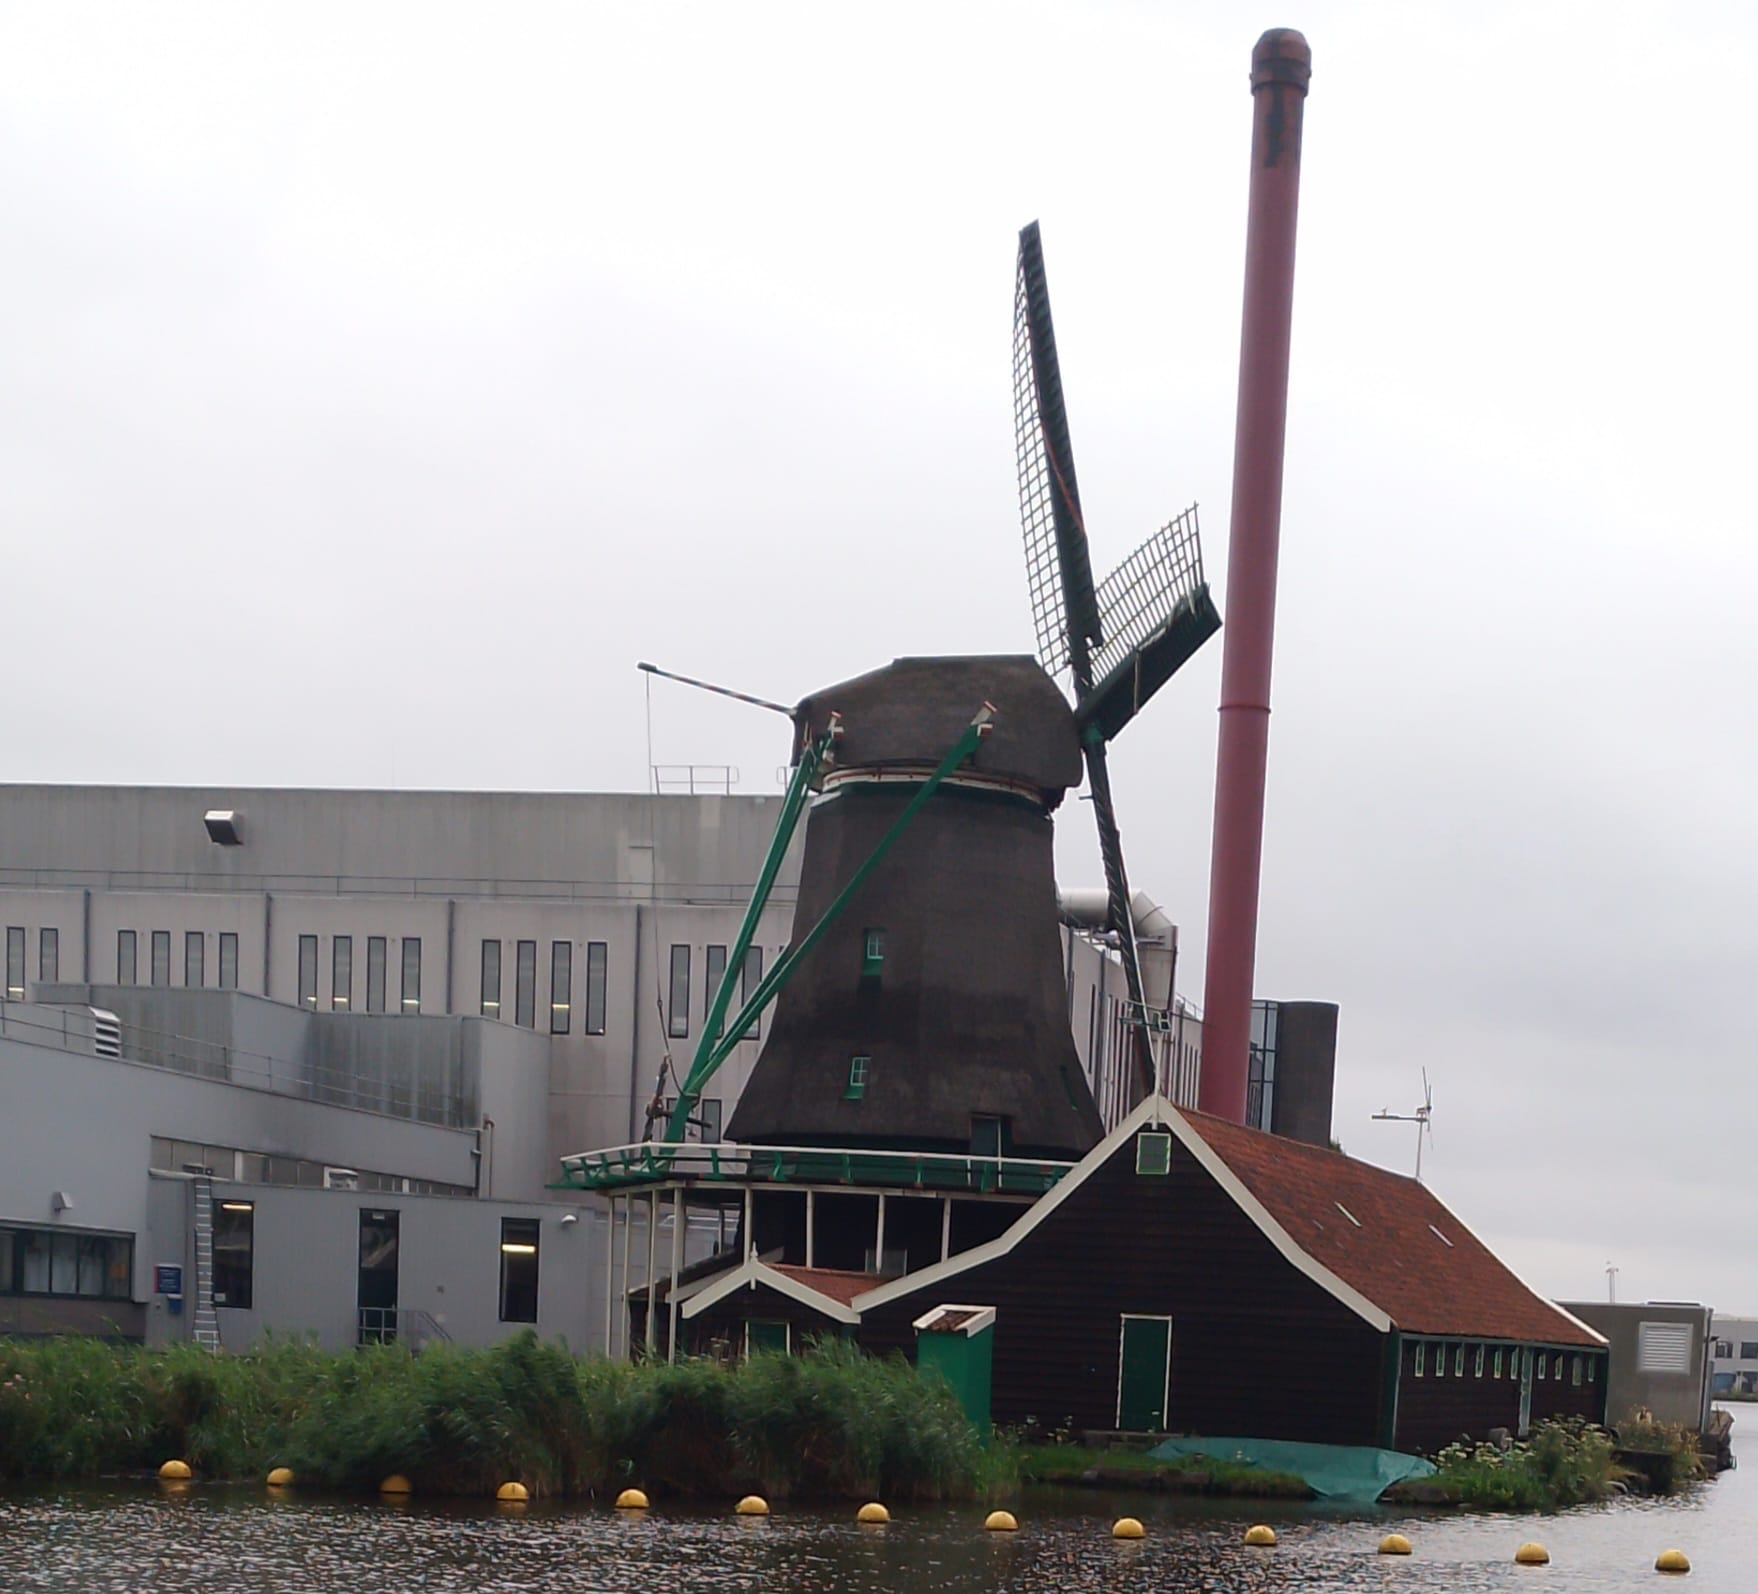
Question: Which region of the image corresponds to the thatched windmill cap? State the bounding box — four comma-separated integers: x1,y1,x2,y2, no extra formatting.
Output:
792,656,1081,806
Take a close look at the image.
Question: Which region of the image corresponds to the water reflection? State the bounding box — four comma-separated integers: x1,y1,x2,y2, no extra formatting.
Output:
1,1421,1750,1594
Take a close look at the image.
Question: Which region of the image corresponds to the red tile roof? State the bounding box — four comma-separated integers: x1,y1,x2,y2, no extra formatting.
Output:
770,1265,893,1307
1180,1111,1601,1347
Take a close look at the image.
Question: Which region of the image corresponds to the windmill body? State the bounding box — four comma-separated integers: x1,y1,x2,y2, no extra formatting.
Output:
726,654,1105,1162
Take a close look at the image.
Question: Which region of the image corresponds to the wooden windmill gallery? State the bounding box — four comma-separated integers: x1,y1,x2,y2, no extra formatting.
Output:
556,35,1609,1454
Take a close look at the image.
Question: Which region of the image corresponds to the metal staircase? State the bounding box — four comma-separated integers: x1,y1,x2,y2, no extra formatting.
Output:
189,1176,220,1349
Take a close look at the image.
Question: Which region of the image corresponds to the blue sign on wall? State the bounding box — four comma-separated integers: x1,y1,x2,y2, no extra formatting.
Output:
154,1264,183,1296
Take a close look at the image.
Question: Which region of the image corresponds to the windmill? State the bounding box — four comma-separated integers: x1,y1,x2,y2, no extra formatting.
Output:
1013,220,1221,1099
1372,1071,1435,1181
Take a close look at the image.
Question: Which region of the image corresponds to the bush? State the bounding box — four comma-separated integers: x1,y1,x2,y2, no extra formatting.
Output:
1614,1411,1705,1493
1431,1418,1618,1509
0,1333,983,1500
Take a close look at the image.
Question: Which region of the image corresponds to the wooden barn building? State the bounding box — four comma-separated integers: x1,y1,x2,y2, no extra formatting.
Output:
618,1098,1606,1454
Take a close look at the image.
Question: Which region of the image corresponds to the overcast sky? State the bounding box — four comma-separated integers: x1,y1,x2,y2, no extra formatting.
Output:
4,2,1754,1313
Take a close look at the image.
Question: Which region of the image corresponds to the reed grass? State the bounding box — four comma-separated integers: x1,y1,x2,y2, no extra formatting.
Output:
0,1333,983,1500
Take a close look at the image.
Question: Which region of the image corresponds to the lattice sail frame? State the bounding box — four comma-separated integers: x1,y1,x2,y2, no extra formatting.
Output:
1014,227,1100,681
1087,506,1207,688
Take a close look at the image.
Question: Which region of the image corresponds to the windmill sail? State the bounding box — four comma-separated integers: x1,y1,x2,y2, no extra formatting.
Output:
1014,221,1102,680
1014,220,1157,1099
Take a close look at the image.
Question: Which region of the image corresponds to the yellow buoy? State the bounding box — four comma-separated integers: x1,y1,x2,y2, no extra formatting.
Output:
1379,1533,1413,1556
857,1501,890,1524
615,1487,650,1510
1112,1517,1146,1539
158,1460,192,1481
379,1475,414,1496
266,1467,294,1487
736,1494,770,1516
1515,1542,1550,1565
496,1482,530,1503
1655,1549,1691,1574
984,1509,1019,1532
1245,1524,1278,1547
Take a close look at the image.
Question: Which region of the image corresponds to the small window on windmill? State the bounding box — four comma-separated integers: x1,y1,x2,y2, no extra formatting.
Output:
845,1055,870,1101
861,928,885,982
1135,1131,1172,1176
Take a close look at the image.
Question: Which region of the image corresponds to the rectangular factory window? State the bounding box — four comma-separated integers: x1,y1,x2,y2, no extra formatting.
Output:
480,940,501,1017
366,937,387,1013
1537,1353,1546,1381
1413,1341,1425,1377
298,935,318,1009
585,942,607,1034
332,935,353,1010
845,1055,869,1100
1554,1352,1564,1381
212,1201,254,1310
705,944,727,1023
1475,1343,1485,1378
1494,1347,1505,1379
515,940,536,1028
218,932,238,990
4,927,23,999
862,927,885,980
550,942,571,1034
185,930,205,989
1571,1354,1582,1387
1454,1343,1465,1378
739,946,763,1040
39,927,59,984
1587,1356,1596,1384
499,1218,540,1324
117,930,137,986
400,939,421,1013
668,945,690,1039
151,931,171,987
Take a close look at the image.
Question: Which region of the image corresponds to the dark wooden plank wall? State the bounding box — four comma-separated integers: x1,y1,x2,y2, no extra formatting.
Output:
1396,1341,1608,1453
1395,1338,1524,1453
1528,1347,1607,1426
857,1133,1390,1445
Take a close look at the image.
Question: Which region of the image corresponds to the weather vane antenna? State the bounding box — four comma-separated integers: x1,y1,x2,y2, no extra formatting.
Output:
1370,1070,1434,1181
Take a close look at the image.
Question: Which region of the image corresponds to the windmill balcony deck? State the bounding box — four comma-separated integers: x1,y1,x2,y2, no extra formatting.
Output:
553,1140,1076,1198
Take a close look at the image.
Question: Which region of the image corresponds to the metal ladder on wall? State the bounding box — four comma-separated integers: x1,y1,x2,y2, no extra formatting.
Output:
190,1176,221,1350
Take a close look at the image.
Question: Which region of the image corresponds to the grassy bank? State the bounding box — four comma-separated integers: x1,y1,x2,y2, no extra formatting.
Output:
1014,1442,1309,1498
0,1334,987,1501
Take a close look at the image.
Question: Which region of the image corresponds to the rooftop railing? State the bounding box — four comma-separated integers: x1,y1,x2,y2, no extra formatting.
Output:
555,1140,1076,1196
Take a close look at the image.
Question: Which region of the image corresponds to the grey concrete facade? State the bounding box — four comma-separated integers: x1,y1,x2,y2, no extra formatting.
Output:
1561,1300,1715,1431
1,782,1195,1353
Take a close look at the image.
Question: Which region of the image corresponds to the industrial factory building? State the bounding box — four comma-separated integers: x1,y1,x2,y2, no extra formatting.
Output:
0,780,1193,1347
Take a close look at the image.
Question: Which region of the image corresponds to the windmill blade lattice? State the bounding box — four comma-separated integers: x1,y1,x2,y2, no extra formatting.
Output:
1012,219,1224,1102
1014,222,1101,681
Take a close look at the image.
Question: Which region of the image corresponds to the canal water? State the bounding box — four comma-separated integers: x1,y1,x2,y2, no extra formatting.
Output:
2,1419,1752,1593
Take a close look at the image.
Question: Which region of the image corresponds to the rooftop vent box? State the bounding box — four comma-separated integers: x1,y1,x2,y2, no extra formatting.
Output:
203,810,243,846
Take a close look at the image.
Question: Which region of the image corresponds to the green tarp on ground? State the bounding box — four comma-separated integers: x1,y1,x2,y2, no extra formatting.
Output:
1146,1435,1436,1503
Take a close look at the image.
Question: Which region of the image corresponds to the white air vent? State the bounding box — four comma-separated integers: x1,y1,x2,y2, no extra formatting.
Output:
1637,1320,1693,1375
323,1166,359,1191
89,1008,122,1059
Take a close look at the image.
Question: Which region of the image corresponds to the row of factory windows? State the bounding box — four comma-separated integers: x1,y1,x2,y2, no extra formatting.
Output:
1412,1340,1597,1386
0,1224,133,1301
208,1204,541,1325
148,1137,473,1197
1712,1338,1758,1360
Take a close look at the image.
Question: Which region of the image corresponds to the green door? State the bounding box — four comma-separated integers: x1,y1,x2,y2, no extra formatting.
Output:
1117,1315,1172,1431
